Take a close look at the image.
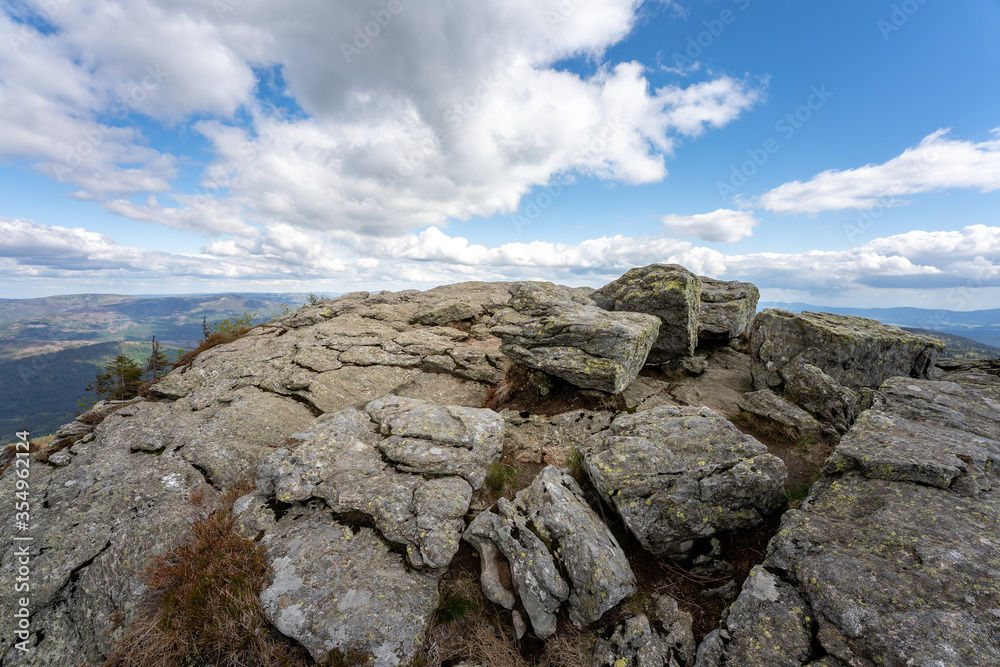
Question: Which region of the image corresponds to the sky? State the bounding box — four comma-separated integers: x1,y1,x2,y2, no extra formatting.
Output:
1,0,999,309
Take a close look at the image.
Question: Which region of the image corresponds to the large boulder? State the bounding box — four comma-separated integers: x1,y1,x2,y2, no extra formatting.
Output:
750,309,943,391
592,264,702,363
489,282,660,394
700,377,1000,666
581,405,787,558
464,466,636,638
697,276,759,344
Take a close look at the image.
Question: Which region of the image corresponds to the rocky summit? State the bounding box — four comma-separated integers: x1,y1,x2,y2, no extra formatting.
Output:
1,265,997,667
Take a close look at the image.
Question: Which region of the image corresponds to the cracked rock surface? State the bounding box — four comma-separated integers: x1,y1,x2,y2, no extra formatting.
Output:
0,283,513,666
698,376,1000,666
256,395,501,570
465,466,636,638
490,282,661,394
750,309,943,392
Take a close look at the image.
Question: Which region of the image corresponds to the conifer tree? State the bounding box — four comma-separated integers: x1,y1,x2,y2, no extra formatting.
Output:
145,335,171,383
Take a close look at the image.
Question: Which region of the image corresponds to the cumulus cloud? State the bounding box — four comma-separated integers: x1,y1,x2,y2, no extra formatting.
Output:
660,209,759,242
6,217,997,301
0,0,762,232
756,129,1000,214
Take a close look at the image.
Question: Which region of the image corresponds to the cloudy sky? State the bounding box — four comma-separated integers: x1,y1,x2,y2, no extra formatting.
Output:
1,0,998,308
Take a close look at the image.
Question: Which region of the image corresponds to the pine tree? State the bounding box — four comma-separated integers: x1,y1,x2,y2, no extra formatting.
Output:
104,354,144,401
145,336,171,383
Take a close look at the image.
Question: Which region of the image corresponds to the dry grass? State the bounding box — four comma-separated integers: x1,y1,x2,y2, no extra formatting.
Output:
535,627,594,667
171,330,251,370
100,481,314,667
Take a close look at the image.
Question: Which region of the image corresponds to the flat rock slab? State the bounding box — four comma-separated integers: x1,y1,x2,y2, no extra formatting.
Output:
702,378,1000,667
258,509,439,667
750,309,943,391
465,466,635,638
582,405,787,558
490,282,660,394
593,263,702,363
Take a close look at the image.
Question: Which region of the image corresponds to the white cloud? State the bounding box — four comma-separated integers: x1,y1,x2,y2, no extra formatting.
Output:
7,218,996,303
756,129,1000,214
0,0,762,231
660,209,759,242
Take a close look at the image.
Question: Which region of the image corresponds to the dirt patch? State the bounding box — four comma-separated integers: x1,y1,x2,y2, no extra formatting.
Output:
728,412,832,491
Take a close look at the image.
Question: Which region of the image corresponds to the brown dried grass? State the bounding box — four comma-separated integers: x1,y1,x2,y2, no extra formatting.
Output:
100,481,313,667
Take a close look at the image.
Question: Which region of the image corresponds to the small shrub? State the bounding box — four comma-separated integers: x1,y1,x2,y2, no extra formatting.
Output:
172,313,261,371
566,447,586,483
306,293,325,306
484,461,519,494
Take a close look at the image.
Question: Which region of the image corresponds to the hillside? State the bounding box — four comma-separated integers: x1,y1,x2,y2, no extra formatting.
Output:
0,292,313,442
0,293,307,354
0,340,183,443
901,327,1000,360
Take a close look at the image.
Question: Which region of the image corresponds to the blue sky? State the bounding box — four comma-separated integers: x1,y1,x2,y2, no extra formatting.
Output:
1,0,998,308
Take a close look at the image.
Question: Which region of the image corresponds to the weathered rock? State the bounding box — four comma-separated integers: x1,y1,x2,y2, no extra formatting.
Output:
737,389,829,444
667,347,754,419
750,309,943,391
581,405,786,557
697,276,759,343
256,506,440,667
367,394,504,489
517,467,636,626
0,408,210,665
823,378,1000,494
718,566,813,666
592,264,702,363
256,401,488,569
592,595,695,667
465,466,635,637
781,363,859,434
705,377,1000,666
490,282,660,394
465,497,569,638
502,409,613,465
